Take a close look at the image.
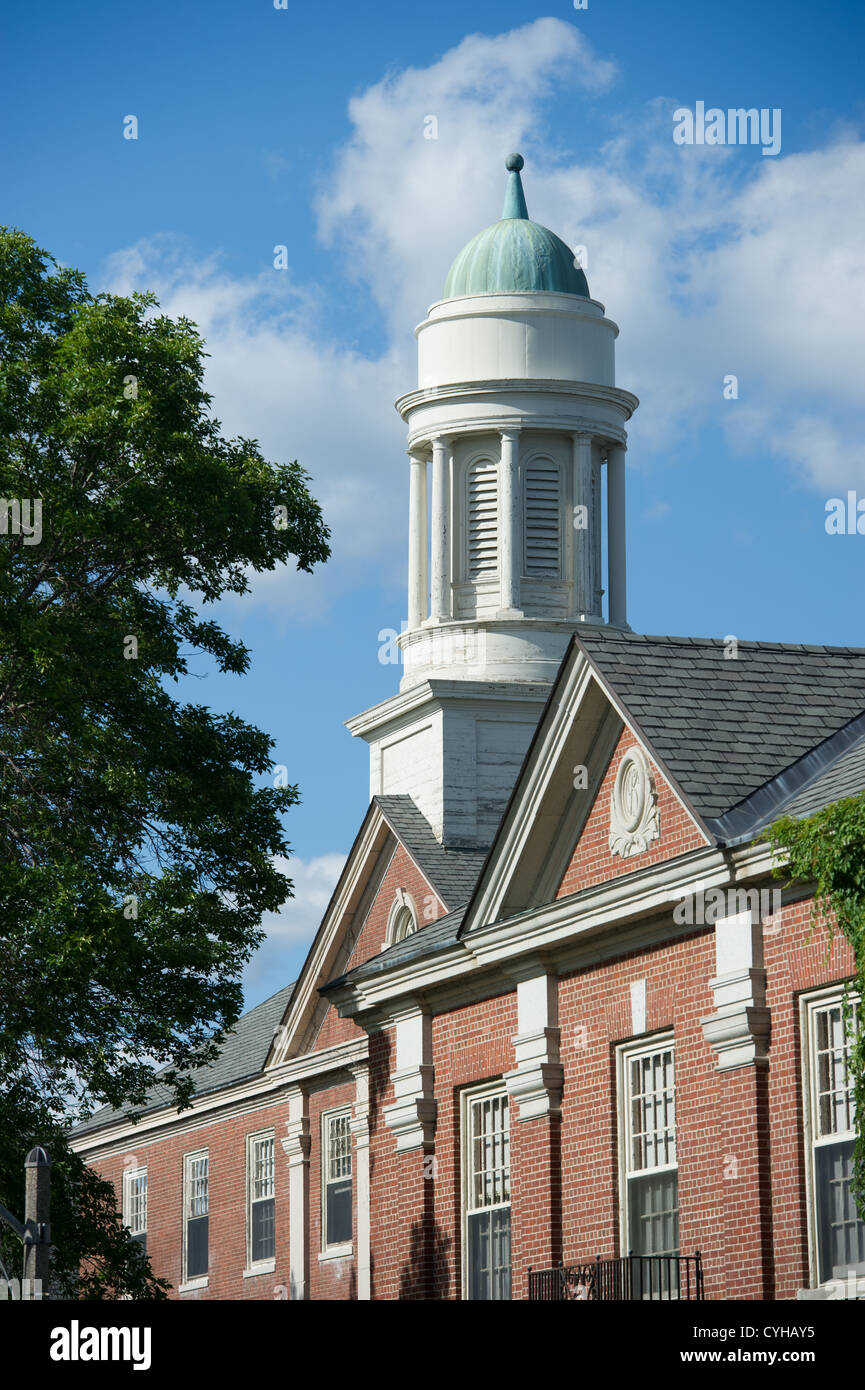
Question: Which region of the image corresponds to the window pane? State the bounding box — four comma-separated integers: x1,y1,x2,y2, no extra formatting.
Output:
628,1171,679,1258
326,1177,352,1245
815,1004,857,1139
327,1114,352,1182
815,1139,865,1282
251,1197,275,1263
253,1136,275,1200
468,1208,512,1301
187,1214,208,1278
468,1094,510,1211
628,1047,675,1174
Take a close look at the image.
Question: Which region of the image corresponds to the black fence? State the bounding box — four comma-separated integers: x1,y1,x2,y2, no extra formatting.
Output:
528,1252,704,1301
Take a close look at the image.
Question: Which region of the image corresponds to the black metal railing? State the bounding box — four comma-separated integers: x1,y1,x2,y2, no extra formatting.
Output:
528,1251,704,1301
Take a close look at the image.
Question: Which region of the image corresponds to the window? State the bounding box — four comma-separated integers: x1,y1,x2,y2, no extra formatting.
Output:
322,1110,352,1250
523,458,561,576
462,1083,511,1300
247,1132,275,1267
619,1039,678,1262
122,1167,147,1252
466,460,498,580
387,891,417,946
183,1150,209,1282
805,991,864,1284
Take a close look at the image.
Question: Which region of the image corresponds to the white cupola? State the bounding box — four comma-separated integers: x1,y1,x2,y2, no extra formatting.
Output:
348,155,639,848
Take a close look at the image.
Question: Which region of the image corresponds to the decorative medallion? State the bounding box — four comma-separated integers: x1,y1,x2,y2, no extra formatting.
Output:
609,745,660,858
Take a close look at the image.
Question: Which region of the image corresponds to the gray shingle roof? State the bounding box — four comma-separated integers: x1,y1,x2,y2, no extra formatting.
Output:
778,729,865,820
578,630,865,823
375,794,487,908
72,981,295,1138
327,903,467,986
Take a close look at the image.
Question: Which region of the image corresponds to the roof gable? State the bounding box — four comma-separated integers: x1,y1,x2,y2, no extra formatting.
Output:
459,638,708,932
578,630,865,822
267,795,485,1066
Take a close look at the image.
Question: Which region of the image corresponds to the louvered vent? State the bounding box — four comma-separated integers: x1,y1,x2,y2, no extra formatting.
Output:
524,460,561,576
467,461,499,579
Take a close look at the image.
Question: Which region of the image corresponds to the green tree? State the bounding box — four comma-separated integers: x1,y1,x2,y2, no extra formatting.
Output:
0,228,330,1295
764,795,865,1218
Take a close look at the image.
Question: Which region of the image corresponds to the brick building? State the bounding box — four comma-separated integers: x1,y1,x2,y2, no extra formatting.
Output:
71,155,865,1301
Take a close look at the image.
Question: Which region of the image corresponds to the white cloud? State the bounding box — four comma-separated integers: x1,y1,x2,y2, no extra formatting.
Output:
102,17,865,626
242,851,346,1001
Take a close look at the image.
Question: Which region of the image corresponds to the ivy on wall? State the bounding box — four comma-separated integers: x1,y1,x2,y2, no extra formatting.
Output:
763,795,865,1219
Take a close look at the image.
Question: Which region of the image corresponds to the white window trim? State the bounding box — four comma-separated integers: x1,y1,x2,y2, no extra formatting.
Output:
182,1147,209,1287
616,1033,677,1257
121,1164,147,1238
245,1128,276,1274
321,1106,353,1255
386,889,418,947
460,1078,510,1301
800,982,861,1289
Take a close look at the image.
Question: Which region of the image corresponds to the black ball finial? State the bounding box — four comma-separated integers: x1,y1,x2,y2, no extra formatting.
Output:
505,153,524,172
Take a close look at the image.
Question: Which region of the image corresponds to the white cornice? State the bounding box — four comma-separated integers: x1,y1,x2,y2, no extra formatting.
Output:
328,841,786,1026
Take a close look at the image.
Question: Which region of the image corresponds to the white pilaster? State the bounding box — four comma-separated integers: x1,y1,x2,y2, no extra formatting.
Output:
383,1006,437,1150
429,436,451,622
349,1064,371,1300
505,968,563,1120
607,443,627,628
700,909,770,1069
498,428,521,616
408,452,428,630
281,1086,311,1300
571,433,595,620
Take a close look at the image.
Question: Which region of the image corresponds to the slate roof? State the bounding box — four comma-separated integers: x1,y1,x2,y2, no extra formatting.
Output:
72,982,295,1138
375,794,487,909
776,729,865,821
326,902,468,987
328,629,865,989
578,630,865,824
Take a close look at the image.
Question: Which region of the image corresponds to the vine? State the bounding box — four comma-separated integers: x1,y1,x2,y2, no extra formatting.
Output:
763,794,865,1219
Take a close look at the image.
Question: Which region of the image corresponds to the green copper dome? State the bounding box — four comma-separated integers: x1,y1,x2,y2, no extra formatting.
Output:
442,154,589,300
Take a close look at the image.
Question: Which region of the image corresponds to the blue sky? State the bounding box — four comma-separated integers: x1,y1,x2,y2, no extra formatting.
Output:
4,0,864,1006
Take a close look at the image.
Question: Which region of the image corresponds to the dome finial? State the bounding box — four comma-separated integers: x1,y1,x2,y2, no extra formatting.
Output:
502,153,529,220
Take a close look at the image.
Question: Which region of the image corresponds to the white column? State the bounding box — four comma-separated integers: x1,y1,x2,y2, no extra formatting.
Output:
571,433,594,620
700,908,769,1069
607,443,627,628
350,1064,371,1300
591,440,604,619
498,428,521,615
429,437,450,622
408,452,428,630
383,1006,436,1151
504,967,563,1119
281,1086,310,1300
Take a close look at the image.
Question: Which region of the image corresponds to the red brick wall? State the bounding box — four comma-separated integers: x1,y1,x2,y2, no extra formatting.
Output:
557,728,707,898
92,1098,292,1300
764,897,855,1299
88,880,858,1302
